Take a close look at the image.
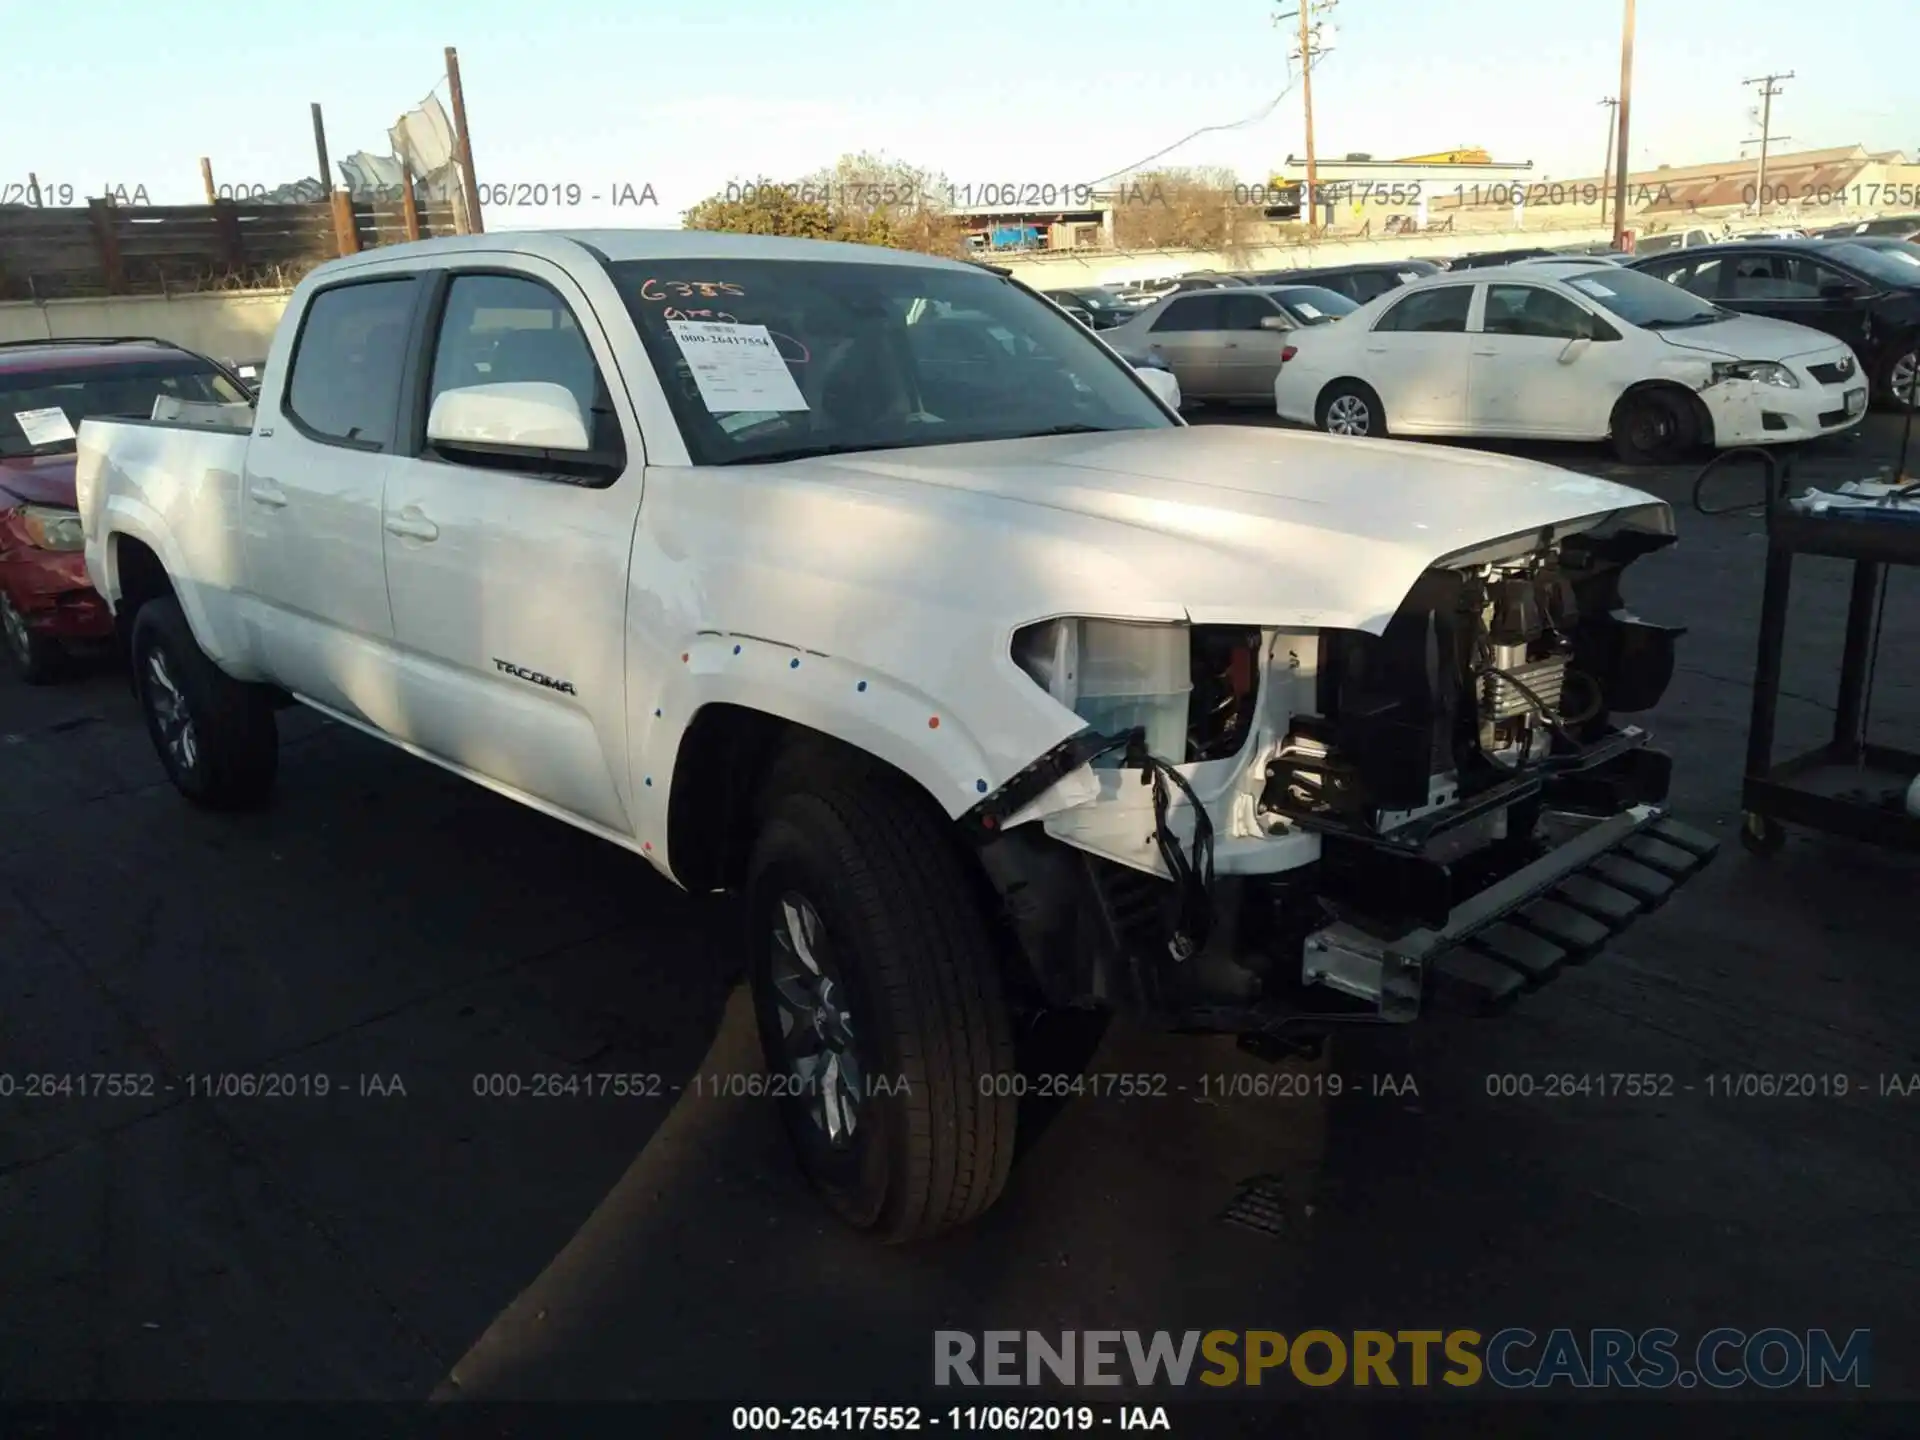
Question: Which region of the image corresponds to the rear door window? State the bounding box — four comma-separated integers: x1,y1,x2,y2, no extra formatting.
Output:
284,278,418,449
1374,286,1473,333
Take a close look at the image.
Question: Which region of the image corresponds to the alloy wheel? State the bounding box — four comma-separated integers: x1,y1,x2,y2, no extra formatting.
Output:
1326,394,1371,436
145,647,199,774
1892,351,1917,408
767,893,863,1146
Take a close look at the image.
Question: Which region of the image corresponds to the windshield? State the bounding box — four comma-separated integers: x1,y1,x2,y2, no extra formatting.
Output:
0,357,247,457
1053,288,1130,316
1865,240,1920,269
608,259,1175,465
1568,268,1725,327
1826,242,1920,287
1269,286,1359,324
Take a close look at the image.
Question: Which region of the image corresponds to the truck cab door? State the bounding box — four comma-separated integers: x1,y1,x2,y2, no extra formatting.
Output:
378,260,645,836
241,274,416,721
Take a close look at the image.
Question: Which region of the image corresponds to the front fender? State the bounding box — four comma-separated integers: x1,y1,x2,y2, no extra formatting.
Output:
631,631,1082,873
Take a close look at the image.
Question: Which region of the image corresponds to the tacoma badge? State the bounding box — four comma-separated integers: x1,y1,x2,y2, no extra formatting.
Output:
492,658,576,695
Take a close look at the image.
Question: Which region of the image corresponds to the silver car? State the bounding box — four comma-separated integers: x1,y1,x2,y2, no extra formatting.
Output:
1103,284,1359,403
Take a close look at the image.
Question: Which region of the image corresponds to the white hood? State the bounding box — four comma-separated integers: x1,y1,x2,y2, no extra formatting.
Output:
752,425,1669,632
1655,312,1850,363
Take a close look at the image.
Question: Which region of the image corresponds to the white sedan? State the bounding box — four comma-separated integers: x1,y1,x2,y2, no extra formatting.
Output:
1273,262,1869,463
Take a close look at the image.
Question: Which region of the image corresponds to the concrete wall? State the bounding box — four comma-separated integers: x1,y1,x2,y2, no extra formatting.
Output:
995,224,1621,288
0,289,294,362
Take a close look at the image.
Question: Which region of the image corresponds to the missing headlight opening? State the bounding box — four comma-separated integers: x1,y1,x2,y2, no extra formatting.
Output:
991,519,1696,1029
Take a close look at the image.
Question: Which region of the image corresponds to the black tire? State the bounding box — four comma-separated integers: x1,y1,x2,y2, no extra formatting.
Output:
1879,341,1917,410
1,591,64,684
1610,387,1697,465
130,595,278,810
745,769,1016,1243
1317,380,1387,438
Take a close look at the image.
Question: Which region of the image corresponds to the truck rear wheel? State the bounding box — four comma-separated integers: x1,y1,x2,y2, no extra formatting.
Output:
130,596,278,810
745,773,1017,1243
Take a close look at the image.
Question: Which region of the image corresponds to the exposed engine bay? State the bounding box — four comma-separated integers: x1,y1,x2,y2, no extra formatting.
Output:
970,519,1713,1030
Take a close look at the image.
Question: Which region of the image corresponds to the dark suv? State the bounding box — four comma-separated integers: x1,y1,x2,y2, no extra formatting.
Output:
1236,259,1441,304
1629,238,1920,407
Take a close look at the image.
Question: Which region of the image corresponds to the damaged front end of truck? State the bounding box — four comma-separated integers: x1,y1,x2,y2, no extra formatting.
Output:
960,508,1721,1035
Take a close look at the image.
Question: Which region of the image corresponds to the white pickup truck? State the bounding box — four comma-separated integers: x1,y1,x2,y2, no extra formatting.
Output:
77,230,1718,1241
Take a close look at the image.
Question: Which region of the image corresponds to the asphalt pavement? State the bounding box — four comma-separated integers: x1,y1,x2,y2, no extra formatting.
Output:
1,414,1916,1407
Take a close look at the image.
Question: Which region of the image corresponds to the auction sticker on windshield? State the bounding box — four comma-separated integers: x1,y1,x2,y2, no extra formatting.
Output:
1570,279,1618,297
14,407,76,445
666,321,808,413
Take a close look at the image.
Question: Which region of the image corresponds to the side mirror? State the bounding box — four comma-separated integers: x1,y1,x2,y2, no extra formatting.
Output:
426,381,590,451
1818,282,1860,301
1259,314,1291,330
1558,337,1592,364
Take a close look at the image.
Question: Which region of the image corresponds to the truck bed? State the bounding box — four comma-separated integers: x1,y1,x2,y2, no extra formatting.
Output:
75,415,256,668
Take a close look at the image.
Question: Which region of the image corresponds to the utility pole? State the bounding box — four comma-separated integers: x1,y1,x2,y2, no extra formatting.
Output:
1299,3,1319,227
445,46,485,234
1275,1,1335,228
1611,0,1635,250
1742,72,1793,214
1598,97,1618,232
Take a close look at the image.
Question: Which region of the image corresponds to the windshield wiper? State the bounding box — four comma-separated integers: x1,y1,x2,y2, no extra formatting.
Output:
1005,423,1129,439
1642,315,1721,330
720,436,953,466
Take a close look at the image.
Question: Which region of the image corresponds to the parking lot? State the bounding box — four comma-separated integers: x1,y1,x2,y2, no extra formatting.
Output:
3,413,1917,1404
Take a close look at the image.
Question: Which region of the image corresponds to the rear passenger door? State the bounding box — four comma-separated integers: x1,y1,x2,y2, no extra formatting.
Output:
378,261,647,835
1361,283,1477,432
241,273,417,722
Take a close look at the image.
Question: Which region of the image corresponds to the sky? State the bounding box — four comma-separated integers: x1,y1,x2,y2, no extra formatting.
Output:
4,0,1914,230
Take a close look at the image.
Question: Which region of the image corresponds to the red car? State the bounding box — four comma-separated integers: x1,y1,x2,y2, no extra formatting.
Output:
1,338,252,682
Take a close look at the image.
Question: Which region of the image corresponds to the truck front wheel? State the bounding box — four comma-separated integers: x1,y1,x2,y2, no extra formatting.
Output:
130,596,278,810
746,775,1017,1243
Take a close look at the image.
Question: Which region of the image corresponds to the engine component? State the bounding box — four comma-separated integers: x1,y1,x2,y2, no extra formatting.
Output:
1482,654,1567,722
1186,626,1263,762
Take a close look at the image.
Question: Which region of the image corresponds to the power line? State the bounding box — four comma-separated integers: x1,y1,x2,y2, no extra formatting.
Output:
1085,65,1317,187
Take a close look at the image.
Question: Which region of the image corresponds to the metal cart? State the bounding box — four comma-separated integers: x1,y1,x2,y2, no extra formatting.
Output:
1741,490,1920,856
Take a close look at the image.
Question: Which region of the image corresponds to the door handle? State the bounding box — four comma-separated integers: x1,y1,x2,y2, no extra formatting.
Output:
1472,349,1498,356
384,508,439,542
247,482,288,508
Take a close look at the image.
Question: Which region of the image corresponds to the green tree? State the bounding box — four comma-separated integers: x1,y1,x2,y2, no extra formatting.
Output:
682,178,838,239
684,153,966,257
